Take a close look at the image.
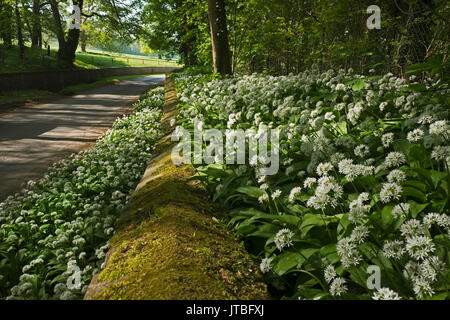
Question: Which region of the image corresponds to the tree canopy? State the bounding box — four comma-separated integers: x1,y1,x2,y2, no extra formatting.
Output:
0,0,448,75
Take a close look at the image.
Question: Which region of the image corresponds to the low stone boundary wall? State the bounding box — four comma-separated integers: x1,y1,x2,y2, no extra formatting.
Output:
0,66,182,92
84,75,268,300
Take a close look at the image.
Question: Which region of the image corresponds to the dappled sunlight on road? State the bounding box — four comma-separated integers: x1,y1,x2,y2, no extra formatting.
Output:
0,75,165,200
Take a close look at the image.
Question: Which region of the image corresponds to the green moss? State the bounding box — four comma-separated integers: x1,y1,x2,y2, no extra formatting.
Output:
91,203,266,300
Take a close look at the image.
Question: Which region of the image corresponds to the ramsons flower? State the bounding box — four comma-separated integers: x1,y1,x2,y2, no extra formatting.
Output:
380,182,402,203
372,288,402,300
271,189,282,200
382,133,394,148
259,257,273,274
329,277,348,296
429,120,448,138
406,236,435,261
288,187,302,203
400,219,425,238
274,228,295,251
324,265,337,283
387,169,406,183
382,240,405,260
407,129,424,143
392,203,410,219
349,192,371,224
384,152,406,169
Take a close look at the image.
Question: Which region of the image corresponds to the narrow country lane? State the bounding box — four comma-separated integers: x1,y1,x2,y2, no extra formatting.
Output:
0,74,165,201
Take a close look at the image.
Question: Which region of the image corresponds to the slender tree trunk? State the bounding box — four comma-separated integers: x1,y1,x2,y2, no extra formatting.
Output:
80,30,87,52
49,0,66,52
179,23,197,67
38,25,42,48
15,1,25,61
207,0,232,75
178,0,198,68
31,0,41,49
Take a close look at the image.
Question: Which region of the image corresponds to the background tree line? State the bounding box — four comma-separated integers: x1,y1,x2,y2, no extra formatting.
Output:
0,0,142,66
142,0,449,76
0,0,448,76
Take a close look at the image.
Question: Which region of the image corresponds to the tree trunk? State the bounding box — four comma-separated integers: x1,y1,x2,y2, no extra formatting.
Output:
178,0,198,68
31,0,41,49
49,0,83,66
207,0,232,75
15,1,25,61
80,30,87,52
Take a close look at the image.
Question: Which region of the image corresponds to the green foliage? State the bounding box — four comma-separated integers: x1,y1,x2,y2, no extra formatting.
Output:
174,68,449,300
0,87,164,299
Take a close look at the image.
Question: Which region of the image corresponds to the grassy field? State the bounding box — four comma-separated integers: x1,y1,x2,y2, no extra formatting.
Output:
0,74,163,107
0,45,181,73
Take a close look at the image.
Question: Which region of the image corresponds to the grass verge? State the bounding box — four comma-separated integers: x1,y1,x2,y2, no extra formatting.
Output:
0,45,181,73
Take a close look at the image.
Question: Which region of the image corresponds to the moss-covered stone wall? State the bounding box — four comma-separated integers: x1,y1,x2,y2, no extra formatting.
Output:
84,75,268,300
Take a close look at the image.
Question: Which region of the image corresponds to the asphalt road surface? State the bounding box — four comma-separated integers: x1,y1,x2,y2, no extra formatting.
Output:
0,74,165,202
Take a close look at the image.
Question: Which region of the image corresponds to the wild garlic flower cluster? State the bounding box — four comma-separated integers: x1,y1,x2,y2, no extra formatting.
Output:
174,69,448,300
0,87,164,300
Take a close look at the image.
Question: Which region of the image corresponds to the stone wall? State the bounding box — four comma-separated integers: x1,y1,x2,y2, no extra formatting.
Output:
0,66,181,92
84,75,268,300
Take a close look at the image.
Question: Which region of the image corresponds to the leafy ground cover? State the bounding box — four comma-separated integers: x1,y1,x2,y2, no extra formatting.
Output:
0,86,165,300
173,68,449,300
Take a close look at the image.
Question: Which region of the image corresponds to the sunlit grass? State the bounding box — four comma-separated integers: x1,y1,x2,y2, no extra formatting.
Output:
0,45,181,72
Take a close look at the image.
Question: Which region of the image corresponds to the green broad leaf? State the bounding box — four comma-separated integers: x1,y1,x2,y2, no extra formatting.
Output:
291,161,309,171
393,139,412,155
407,145,429,166
213,173,237,201
326,92,338,102
408,201,429,218
230,207,301,226
297,287,328,300
430,67,442,77
273,251,304,276
235,224,256,236
424,292,448,300
337,214,352,238
400,83,426,92
402,180,427,193
320,244,339,264
431,197,447,214
235,186,265,199
347,266,369,288
430,171,448,190
352,80,366,91
359,243,393,271
299,248,319,260
299,214,325,237
381,205,395,230
333,121,348,135
247,223,280,239
298,193,312,202
287,204,309,215
402,186,427,203
230,207,267,217
205,166,229,178
410,168,433,188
